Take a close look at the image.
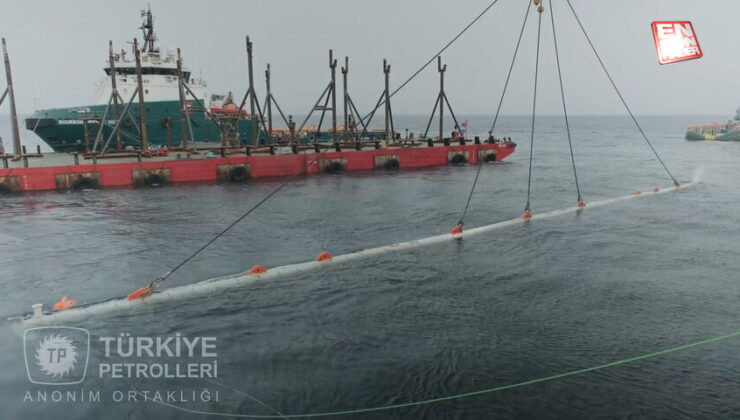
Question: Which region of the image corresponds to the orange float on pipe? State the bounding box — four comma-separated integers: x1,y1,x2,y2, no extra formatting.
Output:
316,252,333,262
249,265,267,274
53,296,76,311
577,200,586,208
127,287,151,301
635,190,641,195
522,209,532,219
652,187,660,193
450,224,463,235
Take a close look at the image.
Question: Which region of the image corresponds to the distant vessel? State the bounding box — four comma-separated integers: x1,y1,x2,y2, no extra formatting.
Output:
24,8,257,152
685,109,740,141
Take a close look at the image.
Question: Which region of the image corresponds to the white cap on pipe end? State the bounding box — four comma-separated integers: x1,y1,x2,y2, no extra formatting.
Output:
32,303,43,318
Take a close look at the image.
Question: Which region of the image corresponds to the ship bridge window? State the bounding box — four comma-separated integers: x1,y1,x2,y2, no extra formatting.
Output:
105,67,189,82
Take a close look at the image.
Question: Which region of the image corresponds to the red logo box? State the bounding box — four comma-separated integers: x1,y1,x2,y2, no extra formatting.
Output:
651,21,702,65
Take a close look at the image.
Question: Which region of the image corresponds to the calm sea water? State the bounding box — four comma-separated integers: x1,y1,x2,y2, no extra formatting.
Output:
1,114,739,419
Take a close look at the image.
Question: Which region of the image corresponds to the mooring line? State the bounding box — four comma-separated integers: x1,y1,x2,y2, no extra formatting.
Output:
361,0,503,124
135,0,511,291
22,182,694,325
133,0,508,290
128,327,739,418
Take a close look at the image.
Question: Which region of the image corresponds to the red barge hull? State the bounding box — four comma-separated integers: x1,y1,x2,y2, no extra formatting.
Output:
0,142,515,193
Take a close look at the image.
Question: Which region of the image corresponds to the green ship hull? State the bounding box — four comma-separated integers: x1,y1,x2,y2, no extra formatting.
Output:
684,131,706,141
25,101,392,152
685,129,740,141
716,131,740,141
26,100,261,153
685,109,740,141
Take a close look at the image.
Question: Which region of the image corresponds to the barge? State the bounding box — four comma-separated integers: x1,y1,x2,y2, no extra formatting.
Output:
0,7,518,193
0,141,516,193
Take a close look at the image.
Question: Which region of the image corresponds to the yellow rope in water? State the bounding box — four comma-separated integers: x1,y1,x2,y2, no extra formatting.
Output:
130,329,740,418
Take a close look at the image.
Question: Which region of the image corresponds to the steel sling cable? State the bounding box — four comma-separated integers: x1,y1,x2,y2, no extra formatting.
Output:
523,2,544,218
25,2,508,313
549,0,583,206
360,0,503,125
565,0,679,186
72,3,507,304
146,148,333,294
455,0,533,230
153,1,510,289
134,0,510,287
487,0,533,137
80,145,342,306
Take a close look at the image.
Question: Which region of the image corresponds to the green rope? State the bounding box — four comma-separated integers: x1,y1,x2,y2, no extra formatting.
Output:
136,330,740,418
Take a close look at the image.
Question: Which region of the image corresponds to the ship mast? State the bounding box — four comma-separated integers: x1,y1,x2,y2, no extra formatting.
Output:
140,7,157,53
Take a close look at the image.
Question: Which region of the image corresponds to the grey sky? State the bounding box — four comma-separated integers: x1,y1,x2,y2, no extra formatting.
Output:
0,0,737,117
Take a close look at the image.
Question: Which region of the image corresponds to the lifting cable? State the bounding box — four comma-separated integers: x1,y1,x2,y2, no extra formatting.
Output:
455,0,533,231
487,0,533,137
360,0,503,125
138,143,345,298
63,1,510,302
148,177,293,292
523,2,545,219
550,0,583,206
565,0,679,187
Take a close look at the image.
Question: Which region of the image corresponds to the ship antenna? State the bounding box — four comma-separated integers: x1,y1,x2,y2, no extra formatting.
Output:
140,5,157,53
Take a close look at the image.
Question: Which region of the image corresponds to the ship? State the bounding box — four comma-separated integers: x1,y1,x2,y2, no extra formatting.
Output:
25,8,258,153
685,109,740,141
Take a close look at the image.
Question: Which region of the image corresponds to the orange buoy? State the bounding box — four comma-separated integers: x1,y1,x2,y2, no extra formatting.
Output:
577,200,586,208
249,265,267,274
316,251,333,262
127,286,151,301
634,190,641,195
652,187,659,193
522,209,532,219
53,296,76,311
450,223,463,235
674,181,680,187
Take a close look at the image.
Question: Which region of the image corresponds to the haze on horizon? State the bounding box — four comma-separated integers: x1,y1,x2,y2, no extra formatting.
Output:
0,0,736,118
